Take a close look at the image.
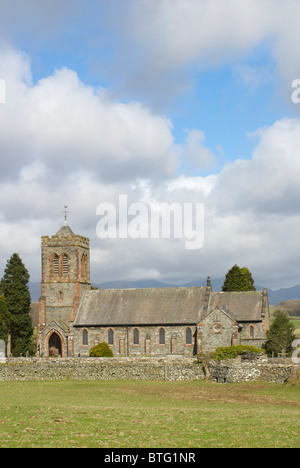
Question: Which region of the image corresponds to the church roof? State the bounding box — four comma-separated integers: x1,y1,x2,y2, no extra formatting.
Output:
74,287,207,326
55,222,74,237
73,287,267,327
208,291,265,322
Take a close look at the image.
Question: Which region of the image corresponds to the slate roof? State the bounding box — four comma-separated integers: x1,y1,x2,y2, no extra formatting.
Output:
208,291,264,322
56,222,74,237
74,287,267,327
74,287,207,326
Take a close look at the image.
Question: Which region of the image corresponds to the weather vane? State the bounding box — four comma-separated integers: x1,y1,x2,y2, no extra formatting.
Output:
62,205,69,223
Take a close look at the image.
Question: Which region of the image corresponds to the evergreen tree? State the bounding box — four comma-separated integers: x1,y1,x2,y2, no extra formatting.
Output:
265,310,296,356
222,264,256,291
0,295,9,343
0,253,33,356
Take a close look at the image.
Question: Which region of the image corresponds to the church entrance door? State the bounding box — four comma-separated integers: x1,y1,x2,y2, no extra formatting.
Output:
49,332,62,357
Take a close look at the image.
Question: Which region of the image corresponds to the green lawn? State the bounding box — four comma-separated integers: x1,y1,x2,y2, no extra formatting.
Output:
0,380,299,448
290,319,300,338
291,320,300,327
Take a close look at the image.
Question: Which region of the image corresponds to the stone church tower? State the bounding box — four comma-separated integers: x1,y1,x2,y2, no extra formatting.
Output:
37,220,91,357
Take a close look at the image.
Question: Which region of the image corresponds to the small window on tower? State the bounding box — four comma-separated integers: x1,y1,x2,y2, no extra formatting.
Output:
62,254,69,276
53,255,59,276
81,254,87,280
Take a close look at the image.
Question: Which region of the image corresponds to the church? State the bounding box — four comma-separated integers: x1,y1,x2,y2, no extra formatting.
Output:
37,221,270,357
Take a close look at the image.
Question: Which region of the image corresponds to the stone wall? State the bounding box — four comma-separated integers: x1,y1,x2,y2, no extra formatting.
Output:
0,357,298,384
0,357,204,382
209,358,298,384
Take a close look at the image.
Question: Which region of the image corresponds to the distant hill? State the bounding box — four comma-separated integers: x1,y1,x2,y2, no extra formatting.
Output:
29,279,300,306
96,279,175,290
278,300,300,310
266,284,300,306
95,277,226,291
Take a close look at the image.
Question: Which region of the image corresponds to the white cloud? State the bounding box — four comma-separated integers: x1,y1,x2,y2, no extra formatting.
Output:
131,0,272,65
214,118,300,215
0,49,180,181
178,130,216,173
1,45,300,291
105,0,300,107
0,115,300,291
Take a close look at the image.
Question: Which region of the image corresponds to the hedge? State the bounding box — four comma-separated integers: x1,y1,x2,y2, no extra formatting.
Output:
211,345,265,361
89,342,114,357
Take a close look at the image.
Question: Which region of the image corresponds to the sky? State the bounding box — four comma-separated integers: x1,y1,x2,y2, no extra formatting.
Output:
0,0,300,290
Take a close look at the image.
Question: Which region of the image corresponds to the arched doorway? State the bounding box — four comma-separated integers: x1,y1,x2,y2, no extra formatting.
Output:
49,332,62,357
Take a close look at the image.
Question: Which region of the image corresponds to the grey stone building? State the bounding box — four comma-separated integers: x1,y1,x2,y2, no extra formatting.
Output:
37,222,270,357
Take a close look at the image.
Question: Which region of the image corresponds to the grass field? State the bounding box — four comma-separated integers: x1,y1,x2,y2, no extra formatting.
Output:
291,319,300,338
0,380,299,448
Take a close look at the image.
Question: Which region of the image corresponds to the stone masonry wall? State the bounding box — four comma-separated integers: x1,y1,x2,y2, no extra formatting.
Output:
209,358,299,384
73,325,196,358
0,357,298,384
0,357,204,382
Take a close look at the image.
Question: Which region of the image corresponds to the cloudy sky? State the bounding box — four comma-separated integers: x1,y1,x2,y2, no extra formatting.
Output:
0,0,300,290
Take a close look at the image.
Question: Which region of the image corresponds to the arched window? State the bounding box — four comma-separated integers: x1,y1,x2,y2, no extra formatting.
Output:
62,254,69,276
81,254,87,280
249,325,255,338
185,327,192,345
53,254,59,276
133,328,139,345
58,291,63,302
159,328,165,345
108,328,114,346
82,329,88,346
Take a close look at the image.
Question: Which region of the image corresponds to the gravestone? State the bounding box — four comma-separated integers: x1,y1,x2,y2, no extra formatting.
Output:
0,340,6,362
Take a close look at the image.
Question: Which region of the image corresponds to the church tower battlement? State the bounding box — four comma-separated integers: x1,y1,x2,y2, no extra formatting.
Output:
38,216,91,357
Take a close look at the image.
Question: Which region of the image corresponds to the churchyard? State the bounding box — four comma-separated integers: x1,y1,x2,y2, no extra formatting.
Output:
0,379,299,448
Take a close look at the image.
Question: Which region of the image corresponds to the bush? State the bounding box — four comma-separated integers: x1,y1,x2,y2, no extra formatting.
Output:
89,342,114,357
211,345,265,361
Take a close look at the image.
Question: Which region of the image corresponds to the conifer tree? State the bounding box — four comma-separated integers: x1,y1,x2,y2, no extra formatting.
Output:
222,264,256,291
0,253,33,356
0,295,9,343
265,310,296,356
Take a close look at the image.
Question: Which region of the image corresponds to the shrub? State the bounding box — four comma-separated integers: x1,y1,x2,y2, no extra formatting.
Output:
211,345,265,361
89,342,114,357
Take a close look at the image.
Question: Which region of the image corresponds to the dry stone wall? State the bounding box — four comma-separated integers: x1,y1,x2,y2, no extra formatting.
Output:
0,357,298,384
0,357,204,382
209,359,297,383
